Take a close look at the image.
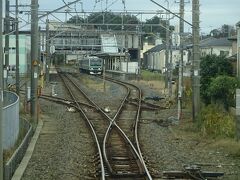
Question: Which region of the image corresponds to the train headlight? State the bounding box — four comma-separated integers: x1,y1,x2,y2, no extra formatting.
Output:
98,68,101,70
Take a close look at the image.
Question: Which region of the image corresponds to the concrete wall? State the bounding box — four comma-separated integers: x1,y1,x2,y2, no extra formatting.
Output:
144,48,189,73
120,62,138,74
3,91,19,150
232,41,237,55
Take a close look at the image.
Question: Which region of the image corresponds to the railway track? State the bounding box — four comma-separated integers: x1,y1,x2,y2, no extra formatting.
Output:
39,69,225,179
100,76,152,178
57,71,106,179
53,70,153,179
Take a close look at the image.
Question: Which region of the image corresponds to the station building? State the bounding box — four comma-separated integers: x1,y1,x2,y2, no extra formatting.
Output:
47,21,141,74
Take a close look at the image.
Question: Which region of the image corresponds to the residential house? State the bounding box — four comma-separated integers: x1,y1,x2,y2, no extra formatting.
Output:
143,44,189,73
200,37,232,57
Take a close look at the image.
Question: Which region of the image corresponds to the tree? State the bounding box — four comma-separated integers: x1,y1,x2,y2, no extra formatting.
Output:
142,16,175,44
208,75,239,109
210,24,236,38
67,16,85,24
75,12,140,31
143,16,166,35
200,55,233,104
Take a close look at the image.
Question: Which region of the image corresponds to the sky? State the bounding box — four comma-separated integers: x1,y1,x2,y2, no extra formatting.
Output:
16,0,240,34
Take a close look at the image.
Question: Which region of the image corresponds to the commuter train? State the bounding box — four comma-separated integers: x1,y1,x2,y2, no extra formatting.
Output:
79,56,103,75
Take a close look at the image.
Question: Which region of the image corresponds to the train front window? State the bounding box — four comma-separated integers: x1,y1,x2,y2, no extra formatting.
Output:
90,59,102,66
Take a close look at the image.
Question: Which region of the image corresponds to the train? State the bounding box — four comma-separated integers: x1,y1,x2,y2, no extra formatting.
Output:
79,56,103,75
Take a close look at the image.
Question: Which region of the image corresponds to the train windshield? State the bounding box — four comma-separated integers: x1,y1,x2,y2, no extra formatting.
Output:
90,59,102,66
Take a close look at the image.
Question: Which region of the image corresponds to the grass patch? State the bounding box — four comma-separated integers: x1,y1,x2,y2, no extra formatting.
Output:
81,77,108,92
172,119,240,157
209,138,240,157
198,104,235,138
141,70,164,81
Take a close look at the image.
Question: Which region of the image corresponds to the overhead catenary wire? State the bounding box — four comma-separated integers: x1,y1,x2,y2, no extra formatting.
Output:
150,0,193,27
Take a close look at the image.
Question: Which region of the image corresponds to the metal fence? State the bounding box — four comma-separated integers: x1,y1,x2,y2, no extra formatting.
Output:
3,91,19,149
4,119,33,180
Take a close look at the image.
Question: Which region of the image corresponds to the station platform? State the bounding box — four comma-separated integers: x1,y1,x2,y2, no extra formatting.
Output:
49,66,57,74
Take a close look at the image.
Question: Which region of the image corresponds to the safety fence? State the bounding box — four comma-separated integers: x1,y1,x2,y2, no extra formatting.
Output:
4,119,33,180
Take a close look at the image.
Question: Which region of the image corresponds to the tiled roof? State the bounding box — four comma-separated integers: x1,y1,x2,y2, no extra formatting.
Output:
200,37,232,47
144,44,166,54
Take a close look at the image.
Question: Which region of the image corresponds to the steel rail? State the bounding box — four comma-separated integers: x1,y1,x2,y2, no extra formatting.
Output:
64,73,149,178
64,74,140,171
40,94,95,109
58,72,106,180
101,83,134,174
102,76,153,180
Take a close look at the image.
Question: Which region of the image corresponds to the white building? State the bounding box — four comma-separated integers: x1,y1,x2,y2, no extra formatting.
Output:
143,44,189,73
3,34,31,75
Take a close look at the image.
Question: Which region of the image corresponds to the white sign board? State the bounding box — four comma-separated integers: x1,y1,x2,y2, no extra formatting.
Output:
50,45,55,54
34,72,38,78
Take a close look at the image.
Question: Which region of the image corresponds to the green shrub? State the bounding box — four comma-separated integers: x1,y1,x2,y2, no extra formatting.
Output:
208,75,240,109
198,104,235,138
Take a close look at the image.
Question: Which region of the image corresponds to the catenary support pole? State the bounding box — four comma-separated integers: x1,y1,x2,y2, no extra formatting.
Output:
0,0,4,179
31,0,39,124
5,0,10,90
237,23,240,79
46,19,50,83
165,17,170,90
164,0,170,90
138,27,141,80
169,33,173,97
16,0,20,95
236,89,240,141
192,0,200,121
178,0,184,120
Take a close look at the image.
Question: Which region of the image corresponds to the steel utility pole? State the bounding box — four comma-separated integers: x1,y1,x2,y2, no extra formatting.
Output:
16,0,20,94
0,0,4,179
178,0,184,120
163,0,170,90
165,14,170,90
46,19,50,83
137,26,141,80
192,0,200,121
5,0,10,90
31,0,39,123
169,35,173,97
